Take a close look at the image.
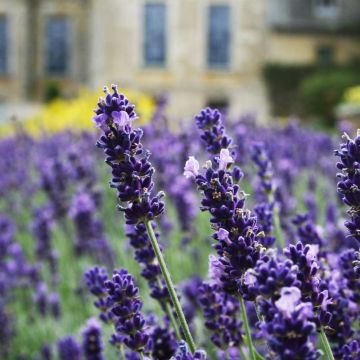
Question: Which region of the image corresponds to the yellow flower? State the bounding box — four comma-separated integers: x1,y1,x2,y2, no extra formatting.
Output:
0,88,155,138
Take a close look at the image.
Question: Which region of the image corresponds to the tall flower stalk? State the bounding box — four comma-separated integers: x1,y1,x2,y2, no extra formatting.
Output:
93,85,195,353
186,108,262,359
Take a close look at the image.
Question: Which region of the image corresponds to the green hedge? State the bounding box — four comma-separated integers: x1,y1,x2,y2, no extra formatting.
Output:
262,63,316,116
263,61,360,127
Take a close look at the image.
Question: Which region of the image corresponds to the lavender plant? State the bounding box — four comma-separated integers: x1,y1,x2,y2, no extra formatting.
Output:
93,85,196,353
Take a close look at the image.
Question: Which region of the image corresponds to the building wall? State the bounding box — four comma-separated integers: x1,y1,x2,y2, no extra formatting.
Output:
0,0,27,101
0,0,90,103
266,32,360,64
0,0,359,122
88,0,269,123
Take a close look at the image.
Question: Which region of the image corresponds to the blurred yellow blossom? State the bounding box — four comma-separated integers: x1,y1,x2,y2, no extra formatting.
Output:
0,88,155,138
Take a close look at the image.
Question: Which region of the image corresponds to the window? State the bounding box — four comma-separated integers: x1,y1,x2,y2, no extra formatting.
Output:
314,0,338,18
290,0,312,19
0,16,8,75
206,98,229,111
45,16,70,75
207,5,230,69
317,45,334,65
143,4,166,67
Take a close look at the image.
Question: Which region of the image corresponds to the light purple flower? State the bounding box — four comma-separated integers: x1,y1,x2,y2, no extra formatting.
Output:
319,290,332,311
112,110,132,127
208,255,224,283
217,228,231,244
93,113,109,131
275,287,301,317
218,149,234,171
184,156,200,178
305,244,319,265
243,269,257,287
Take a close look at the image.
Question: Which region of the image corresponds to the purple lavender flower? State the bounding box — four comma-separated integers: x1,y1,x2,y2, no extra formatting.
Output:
292,214,324,248
0,303,13,357
82,318,104,360
284,242,332,327
244,251,300,301
195,108,232,155
335,131,360,243
339,339,360,360
261,287,320,360
149,325,178,359
171,341,208,360
251,142,274,196
69,191,113,265
31,206,58,285
187,108,263,295
38,158,69,221
105,269,149,354
85,267,111,323
57,336,81,360
198,282,242,350
340,250,360,304
94,85,164,225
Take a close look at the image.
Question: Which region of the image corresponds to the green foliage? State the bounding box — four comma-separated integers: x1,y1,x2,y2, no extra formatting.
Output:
263,61,360,127
44,80,61,103
262,63,315,116
300,68,360,127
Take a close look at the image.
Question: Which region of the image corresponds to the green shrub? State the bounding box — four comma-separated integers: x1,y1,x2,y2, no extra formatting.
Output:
262,63,316,116
300,69,360,126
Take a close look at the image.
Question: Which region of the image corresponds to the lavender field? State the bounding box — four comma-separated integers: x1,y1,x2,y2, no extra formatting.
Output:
1,86,359,360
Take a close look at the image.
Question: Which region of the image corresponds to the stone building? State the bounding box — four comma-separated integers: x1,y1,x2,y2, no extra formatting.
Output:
267,0,360,65
0,0,359,121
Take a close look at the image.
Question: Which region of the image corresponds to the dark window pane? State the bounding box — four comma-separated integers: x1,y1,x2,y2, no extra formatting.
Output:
144,4,166,67
290,0,312,19
207,5,230,68
0,16,7,74
317,45,334,65
45,16,70,75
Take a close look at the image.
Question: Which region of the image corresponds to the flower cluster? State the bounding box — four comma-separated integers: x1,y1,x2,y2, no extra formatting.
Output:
57,336,81,360
185,109,264,295
260,287,320,360
82,318,104,360
198,282,242,349
94,85,164,224
194,108,232,155
335,131,360,243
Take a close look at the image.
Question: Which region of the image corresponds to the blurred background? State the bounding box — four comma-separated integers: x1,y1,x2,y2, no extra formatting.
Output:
0,0,360,130
1,2,360,359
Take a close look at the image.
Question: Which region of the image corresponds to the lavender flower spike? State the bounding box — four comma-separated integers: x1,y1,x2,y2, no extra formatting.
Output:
82,318,104,360
57,336,81,360
94,85,195,353
335,131,360,243
105,269,149,355
94,85,164,225
261,287,320,360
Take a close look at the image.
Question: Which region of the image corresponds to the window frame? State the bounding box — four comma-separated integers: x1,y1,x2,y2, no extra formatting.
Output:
206,4,231,70
44,15,71,76
0,15,8,76
143,2,167,68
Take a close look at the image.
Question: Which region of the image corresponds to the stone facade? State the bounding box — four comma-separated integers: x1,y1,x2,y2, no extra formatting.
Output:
0,0,359,122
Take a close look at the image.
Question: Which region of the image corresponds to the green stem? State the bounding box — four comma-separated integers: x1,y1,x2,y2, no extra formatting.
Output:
164,300,181,340
145,220,196,353
239,296,257,360
273,204,285,249
139,352,144,360
319,328,335,360
239,345,247,360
